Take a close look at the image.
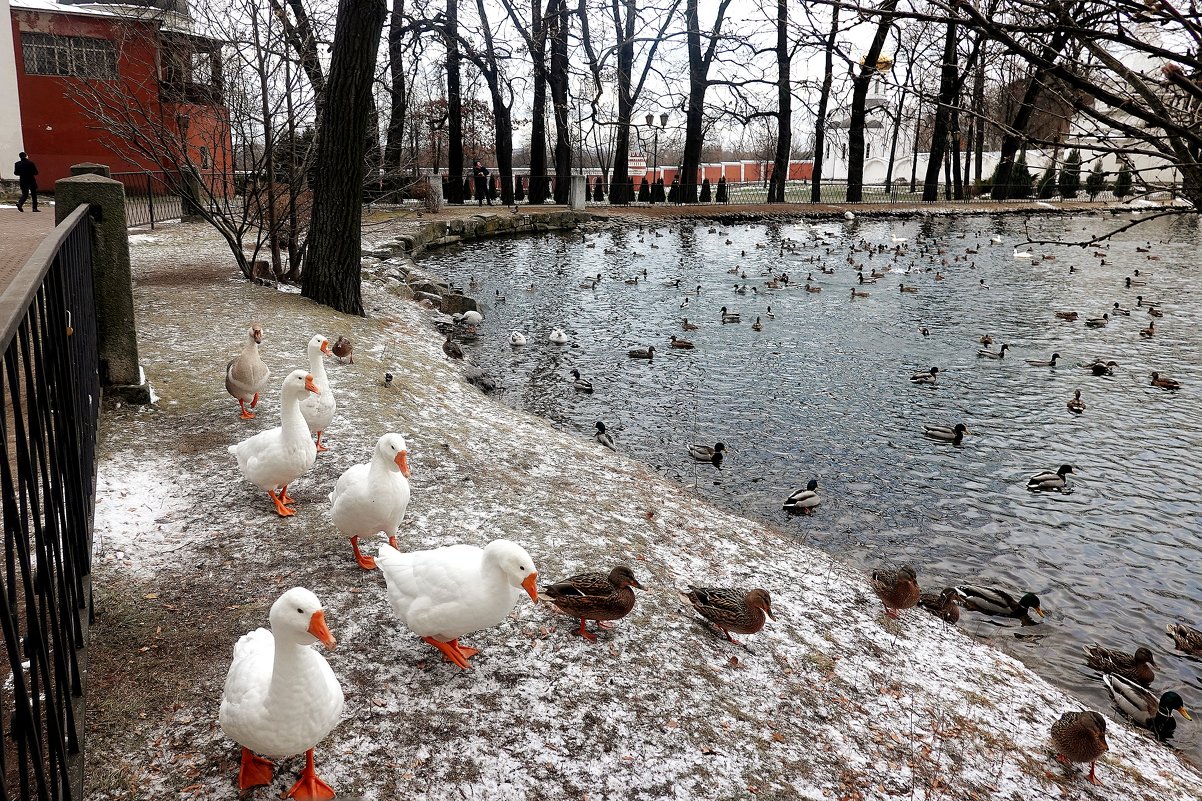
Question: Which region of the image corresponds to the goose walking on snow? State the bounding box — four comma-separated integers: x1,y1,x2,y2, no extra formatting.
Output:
328,433,411,570
300,335,337,452
225,325,271,419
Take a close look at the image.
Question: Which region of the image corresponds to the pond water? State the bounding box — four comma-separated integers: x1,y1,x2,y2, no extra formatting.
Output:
425,210,1202,761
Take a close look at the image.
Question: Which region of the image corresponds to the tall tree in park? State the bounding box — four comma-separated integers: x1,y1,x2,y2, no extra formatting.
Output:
681,0,734,203
845,0,897,202
445,0,465,203
768,0,791,203
548,0,572,202
302,0,387,314
578,0,681,205
498,0,552,202
810,1,841,202
384,0,418,176
922,15,959,200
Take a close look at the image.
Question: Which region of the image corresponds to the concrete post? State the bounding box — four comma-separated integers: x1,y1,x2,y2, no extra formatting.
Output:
425,175,444,213
568,175,588,210
55,169,151,404
70,163,111,178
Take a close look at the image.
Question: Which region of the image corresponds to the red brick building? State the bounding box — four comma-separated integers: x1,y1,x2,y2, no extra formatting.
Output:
1,0,230,186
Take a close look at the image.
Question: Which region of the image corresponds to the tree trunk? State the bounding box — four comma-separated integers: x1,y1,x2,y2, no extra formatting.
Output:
250,8,282,280
446,0,465,203
607,0,636,204
769,0,790,203
811,1,839,203
922,18,957,201
384,0,409,174
972,59,985,187
528,0,549,202
884,83,907,188
549,0,571,203
681,0,732,204
846,0,897,203
302,0,386,315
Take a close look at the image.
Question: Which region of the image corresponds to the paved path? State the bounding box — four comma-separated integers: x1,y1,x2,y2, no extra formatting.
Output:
0,204,55,294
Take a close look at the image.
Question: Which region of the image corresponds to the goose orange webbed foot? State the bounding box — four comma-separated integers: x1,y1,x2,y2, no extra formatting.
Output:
269,490,295,517
284,749,335,801
279,485,296,506
350,536,376,570
237,747,273,791
238,400,256,420
315,432,329,453
448,639,478,658
422,636,472,669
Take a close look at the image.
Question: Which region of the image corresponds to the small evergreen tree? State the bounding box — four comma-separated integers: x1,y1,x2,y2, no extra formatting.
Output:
1037,166,1058,199
993,157,1034,198
1114,164,1133,198
1058,149,1082,198
1085,162,1107,199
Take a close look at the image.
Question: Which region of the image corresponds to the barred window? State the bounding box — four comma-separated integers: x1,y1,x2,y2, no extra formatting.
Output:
21,32,118,79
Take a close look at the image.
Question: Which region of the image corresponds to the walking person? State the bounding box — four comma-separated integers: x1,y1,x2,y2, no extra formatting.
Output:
14,151,39,212
472,160,491,206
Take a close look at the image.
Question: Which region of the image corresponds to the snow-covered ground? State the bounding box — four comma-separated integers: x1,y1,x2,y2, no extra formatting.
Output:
87,219,1201,800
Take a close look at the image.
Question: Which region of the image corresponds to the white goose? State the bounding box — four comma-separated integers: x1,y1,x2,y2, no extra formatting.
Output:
375,539,539,669
328,433,411,570
549,328,569,344
300,334,337,452
225,325,271,419
219,587,343,800
509,331,527,347
228,370,319,516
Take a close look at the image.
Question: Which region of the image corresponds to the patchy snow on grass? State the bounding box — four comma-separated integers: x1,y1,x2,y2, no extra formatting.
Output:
87,219,1202,801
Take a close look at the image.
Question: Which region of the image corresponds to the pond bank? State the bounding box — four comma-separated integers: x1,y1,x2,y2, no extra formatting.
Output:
82,220,1202,800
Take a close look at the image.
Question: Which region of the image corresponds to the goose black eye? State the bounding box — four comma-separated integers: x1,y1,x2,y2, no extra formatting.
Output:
297,607,304,614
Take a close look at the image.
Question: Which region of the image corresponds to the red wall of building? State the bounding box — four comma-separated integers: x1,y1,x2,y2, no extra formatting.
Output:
12,10,232,188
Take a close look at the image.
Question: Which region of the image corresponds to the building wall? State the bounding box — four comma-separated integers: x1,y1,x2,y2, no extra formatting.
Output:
0,0,22,178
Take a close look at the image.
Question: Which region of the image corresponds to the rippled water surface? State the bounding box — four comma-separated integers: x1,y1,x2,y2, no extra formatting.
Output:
425,211,1202,760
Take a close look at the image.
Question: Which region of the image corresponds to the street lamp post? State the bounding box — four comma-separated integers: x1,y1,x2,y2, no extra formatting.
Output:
645,112,668,183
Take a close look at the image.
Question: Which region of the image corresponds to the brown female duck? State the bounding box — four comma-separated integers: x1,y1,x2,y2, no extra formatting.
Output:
1049,711,1108,785
681,587,774,644
1166,623,1202,657
540,566,643,641
1084,645,1155,687
871,565,920,618
917,587,959,624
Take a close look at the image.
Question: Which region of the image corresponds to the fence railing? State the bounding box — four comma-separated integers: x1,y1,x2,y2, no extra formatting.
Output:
110,172,184,229
0,204,99,800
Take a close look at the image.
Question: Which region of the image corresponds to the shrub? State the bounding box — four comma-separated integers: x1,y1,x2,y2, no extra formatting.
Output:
1058,149,1081,198
1037,167,1058,199
1085,162,1107,199
1114,164,1133,198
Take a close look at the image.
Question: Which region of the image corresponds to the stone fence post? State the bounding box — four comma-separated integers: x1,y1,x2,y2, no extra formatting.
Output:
55,165,151,403
569,175,588,210
425,175,444,213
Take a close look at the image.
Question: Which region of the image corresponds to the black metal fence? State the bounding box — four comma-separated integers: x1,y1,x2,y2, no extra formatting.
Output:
111,172,184,228
0,205,99,800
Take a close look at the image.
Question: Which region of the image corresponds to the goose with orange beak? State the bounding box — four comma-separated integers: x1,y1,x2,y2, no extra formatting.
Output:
328,433,412,569
376,539,538,669
225,325,270,419
220,587,343,800
228,369,320,516
300,334,337,453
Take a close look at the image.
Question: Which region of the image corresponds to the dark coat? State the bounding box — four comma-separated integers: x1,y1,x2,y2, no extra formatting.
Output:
14,157,38,189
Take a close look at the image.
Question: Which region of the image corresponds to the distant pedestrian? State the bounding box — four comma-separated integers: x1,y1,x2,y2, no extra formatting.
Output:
14,151,39,212
473,160,491,206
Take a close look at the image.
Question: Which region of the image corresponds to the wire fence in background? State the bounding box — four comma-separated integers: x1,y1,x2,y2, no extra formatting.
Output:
110,172,185,229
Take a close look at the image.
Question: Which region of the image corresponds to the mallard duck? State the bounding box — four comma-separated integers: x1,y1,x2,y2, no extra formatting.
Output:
1055,311,1079,321
1025,352,1060,367
979,334,994,346
977,344,1009,359
1140,321,1155,338
751,317,763,331
332,335,354,364
594,421,615,450
1151,371,1180,390
1102,673,1191,740
680,586,774,644
1067,390,1086,413
805,283,822,293
1084,645,1155,687
1049,711,1108,786
765,306,776,319
1085,313,1110,328
628,345,656,359
1086,359,1118,377
549,328,570,344
1166,623,1202,656
1125,276,1146,288
917,587,960,624
719,306,741,323
225,325,271,420
227,371,320,517
375,539,538,670
851,288,869,298
954,586,1045,621
569,369,593,393
1111,302,1130,316
782,479,820,513
540,566,643,641
688,442,726,467
669,336,694,349
871,565,920,618
1027,464,1075,491
328,433,411,570
910,366,939,384
509,331,527,347
923,423,969,445
219,588,342,799
494,289,506,303
899,283,918,293
442,335,464,360
1148,306,1163,318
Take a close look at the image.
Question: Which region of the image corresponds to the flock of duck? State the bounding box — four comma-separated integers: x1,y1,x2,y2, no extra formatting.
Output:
433,220,1198,788
218,327,777,799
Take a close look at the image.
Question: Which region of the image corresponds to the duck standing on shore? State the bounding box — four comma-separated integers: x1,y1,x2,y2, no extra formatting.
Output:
1049,711,1108,786
681,586,774,645
332,335,354,363
225,325,270,420
871,565,920,618
540,566,643,641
